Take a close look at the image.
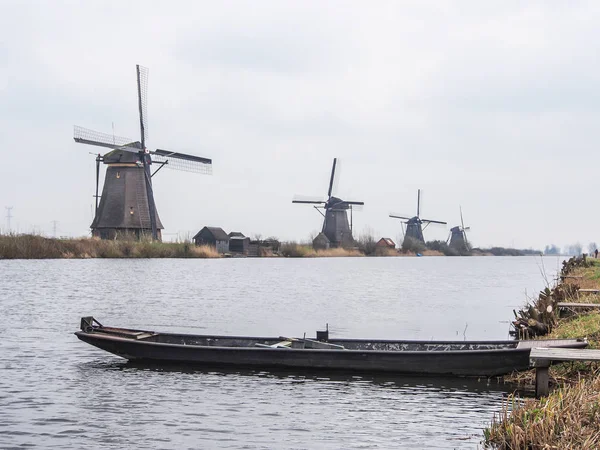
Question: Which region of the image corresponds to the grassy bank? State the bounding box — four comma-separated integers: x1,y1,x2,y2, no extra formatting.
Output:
280,243,363,257
0,234,220,259
485,258,600,448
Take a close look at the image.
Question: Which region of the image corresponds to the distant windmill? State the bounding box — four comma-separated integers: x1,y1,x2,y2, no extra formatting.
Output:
390,189,446,243
292,158,364,248
74,65,212,241
448,206,470,252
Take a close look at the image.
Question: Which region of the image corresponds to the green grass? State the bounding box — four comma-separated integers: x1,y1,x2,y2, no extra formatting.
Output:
549,312,600,348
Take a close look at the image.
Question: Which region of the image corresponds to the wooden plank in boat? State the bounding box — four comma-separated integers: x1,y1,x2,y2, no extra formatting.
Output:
279,336,346,350
135,333,156,340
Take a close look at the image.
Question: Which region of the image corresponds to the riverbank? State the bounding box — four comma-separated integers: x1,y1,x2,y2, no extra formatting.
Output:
484,257,600,449
0,234,539,259
0,234,220,259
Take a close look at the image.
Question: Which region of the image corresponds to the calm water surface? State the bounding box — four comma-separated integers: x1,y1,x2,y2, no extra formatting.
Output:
0,256,561,449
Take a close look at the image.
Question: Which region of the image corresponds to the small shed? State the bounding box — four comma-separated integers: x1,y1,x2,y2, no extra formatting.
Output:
193,226,230,253
313,232,331,250
376,238,396,249
228,232,250,254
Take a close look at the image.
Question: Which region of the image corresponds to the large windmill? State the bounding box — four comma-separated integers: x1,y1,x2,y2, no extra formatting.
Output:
448,206,470,252
390,189,446,243
74,65,212,241
292,158,364,248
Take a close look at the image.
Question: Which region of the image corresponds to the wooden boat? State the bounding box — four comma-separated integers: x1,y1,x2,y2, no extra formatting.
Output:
75,317,588,377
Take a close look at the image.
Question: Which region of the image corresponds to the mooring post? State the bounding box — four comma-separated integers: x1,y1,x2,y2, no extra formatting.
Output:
535,366,549,398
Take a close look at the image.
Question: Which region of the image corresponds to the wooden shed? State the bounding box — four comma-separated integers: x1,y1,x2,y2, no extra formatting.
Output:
312,232,330,250
228,232,250,254
376,238,396,249
193,227,230,253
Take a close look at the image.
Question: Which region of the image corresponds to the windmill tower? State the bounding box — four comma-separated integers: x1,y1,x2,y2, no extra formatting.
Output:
390,189,446,244
292,158,364,248
448,206,470,252
74,65,212,241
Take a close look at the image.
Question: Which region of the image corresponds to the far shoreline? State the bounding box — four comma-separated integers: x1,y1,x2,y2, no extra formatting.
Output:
0,234,545,260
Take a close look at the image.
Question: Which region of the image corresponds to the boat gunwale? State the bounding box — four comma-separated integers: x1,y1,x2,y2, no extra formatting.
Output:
75,331,569,356
83,326,586,347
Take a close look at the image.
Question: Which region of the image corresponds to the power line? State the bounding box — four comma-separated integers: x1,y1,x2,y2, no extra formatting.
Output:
51,220,58,238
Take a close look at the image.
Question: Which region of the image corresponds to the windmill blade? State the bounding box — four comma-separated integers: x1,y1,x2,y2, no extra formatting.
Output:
464,226,471,231
327,158,337,198
389,214,412,220
344,201,364,205
74,126,141,152
293,200,325,204
136,65,149,146
293,200,326,204
292,195,325,204
460,206,465,230
150,149,212,174
417,189,421,217
421,219,447,225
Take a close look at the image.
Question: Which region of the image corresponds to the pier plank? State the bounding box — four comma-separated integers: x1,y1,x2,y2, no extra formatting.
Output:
530,348,600,397
557,302,600,309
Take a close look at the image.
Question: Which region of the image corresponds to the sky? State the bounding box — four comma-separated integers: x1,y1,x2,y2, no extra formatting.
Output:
1,0,600,250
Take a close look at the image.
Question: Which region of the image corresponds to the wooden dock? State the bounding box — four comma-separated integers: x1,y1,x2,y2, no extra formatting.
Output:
530,347,600,397
560,275,583,280
557,302,600,309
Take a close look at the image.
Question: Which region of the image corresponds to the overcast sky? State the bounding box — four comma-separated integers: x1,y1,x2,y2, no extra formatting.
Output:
1,1,599,250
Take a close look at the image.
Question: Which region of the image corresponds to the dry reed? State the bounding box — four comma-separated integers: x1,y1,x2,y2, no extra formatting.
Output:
484,375,600,449
0,234,221,259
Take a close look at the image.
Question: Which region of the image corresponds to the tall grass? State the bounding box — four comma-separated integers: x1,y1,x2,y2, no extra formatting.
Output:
280,243,363,257
0,234,220,259
484,375,600,449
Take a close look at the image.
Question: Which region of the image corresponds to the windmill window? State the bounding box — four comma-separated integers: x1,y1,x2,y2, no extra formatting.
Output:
130,207,134,215
116,171,121,179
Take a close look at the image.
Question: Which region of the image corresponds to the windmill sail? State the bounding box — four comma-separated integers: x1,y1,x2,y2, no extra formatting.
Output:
151,150,212,174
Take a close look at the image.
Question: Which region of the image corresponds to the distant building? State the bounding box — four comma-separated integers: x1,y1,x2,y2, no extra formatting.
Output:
248,238,281,257
312,232,330,250
228,232,250,254
193,226,230,253
376,238,396,249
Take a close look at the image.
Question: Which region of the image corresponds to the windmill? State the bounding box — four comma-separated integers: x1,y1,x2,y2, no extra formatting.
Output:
292,158,364,248
74,65,212,241
448,206,470,252
390,189,446,243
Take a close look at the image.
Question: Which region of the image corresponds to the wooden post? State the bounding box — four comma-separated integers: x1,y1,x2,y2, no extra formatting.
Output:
535,366,549,398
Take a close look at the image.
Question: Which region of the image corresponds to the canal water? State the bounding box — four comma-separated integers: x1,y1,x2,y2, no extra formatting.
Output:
0,256,561,449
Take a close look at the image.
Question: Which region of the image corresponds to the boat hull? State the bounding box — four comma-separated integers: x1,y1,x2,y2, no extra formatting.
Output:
75,327,586,377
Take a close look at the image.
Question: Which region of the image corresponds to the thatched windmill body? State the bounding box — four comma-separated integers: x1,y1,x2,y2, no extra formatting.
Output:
74,65,212,241
390,189,446,243
448,206,470,252
293,158,364,248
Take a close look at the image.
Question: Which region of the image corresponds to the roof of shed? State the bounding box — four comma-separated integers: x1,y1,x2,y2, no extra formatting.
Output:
193,226,229,241
376,237,396,247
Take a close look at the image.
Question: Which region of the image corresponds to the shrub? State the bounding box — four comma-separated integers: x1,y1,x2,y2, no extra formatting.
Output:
401,236,427,254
